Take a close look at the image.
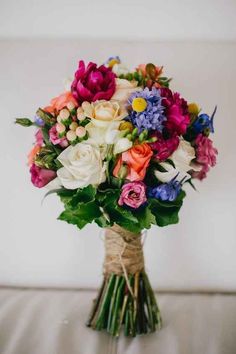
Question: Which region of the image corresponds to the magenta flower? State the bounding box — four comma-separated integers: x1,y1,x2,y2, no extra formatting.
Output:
150,132,179,161
49,125,68,148
160,88,190,135
118,182,147,209
191,134,218,180
71,60,116,104
30,163,56,188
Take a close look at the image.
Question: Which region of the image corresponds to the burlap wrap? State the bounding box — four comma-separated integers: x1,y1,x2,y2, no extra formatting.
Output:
103,224,145,275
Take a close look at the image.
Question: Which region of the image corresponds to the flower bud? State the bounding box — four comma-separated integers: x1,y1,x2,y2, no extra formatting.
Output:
118,164,128,179
59,108,70,120
66,130,77,142
56,123,66,134
75,126,86,138
69,122,78,131
67,102,75,111
113,138,132,155
77,107,85,121
119,121,134,132
131,127,138,138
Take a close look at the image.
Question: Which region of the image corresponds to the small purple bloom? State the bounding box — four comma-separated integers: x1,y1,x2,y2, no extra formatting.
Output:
148,179,181,202
34,114,45,127
127,87,166,133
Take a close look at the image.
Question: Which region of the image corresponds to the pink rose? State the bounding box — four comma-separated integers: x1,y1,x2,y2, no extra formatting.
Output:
161,88,190,135
191,134,218,180
118,182,147,209
150,132,179,161
30,163,56,188
49,125,69,148
71,60,116,104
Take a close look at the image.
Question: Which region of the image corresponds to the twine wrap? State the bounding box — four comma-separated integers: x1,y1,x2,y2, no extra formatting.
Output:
103,224,145,276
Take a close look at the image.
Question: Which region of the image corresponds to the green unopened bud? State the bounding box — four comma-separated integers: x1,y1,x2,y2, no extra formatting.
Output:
118,164,128,179
131,127,138,138
139,129,148,142
126,133,132,141
15,118,34,127
148,136,157,143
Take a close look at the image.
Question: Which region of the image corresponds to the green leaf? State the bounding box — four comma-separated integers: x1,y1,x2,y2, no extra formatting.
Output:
68,185,97,208
135,206,156,230
15,118,34,127
148,192,185,227
58,201,102,229
36,108,55,125
57,189,77,204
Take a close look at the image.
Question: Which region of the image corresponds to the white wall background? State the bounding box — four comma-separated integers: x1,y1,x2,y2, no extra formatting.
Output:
0,1,235,291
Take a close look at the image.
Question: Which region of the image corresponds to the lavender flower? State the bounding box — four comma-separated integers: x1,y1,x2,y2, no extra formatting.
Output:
127,87,166,133
34,114,45,127
148,178,181,202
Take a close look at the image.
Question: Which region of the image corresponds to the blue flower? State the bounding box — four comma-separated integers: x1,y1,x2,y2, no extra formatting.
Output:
148,178,182,202
127,87,166,133
192,106,217,135
34,114,45,127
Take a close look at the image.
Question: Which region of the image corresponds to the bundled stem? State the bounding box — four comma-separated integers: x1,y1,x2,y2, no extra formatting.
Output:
87,225,162,337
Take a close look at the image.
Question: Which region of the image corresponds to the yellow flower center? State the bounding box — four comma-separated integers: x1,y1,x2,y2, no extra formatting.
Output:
188,102,200,115
132,98,147,112
108,58,120,68
119,121,134,132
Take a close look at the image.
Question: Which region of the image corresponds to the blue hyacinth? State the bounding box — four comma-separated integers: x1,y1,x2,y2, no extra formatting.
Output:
127,87,166,133
148,178,182,202
192,106,217,134
34,114,45,127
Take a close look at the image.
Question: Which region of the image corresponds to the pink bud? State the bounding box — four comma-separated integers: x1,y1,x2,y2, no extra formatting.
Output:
75,126,86,138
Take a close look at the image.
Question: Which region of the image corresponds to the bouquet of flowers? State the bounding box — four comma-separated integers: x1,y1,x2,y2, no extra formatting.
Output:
16,56,218,337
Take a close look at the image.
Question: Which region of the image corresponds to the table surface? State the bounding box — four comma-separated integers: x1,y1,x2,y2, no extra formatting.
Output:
0,287,236,354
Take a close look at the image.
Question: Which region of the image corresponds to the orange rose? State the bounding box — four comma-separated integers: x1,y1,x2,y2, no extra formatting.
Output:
113,143,153,181
44,91,78,113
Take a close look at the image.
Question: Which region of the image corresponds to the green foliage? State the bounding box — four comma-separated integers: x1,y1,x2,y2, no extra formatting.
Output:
149,190,186,227
15,118,34,127
36,108,55,126
55,183,186,232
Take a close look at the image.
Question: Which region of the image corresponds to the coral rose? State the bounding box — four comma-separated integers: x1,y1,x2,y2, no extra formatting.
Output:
71,60,116,104
113,143,153,181
44,91,78,113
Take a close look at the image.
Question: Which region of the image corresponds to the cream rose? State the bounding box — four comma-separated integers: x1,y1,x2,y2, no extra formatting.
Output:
111,78,141,102
154,139,198,183
56,139,106,189
82,100,127,128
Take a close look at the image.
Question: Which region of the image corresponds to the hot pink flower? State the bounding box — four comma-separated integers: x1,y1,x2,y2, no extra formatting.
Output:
49,125,68,148
161,88,190,135
118,182,147,209
30,163,56,188
150,132,179,161
191,134,218,180
71,60,116,104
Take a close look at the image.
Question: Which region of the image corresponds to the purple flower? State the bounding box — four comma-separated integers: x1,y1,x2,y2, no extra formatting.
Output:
148,179,181,202
127,87,166,133
118,181,147,209
34,114,45,127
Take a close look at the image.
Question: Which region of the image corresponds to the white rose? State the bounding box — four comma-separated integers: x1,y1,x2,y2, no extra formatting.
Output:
86,121,121,145
56,139,106,189
111,78,141,102
154,139,197,183
171,140,196,172
82,100,127,128
113,138,132,155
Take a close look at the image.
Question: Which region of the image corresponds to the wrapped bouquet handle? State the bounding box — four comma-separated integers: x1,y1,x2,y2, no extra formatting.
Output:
87,225,161,336
16,56,218,337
